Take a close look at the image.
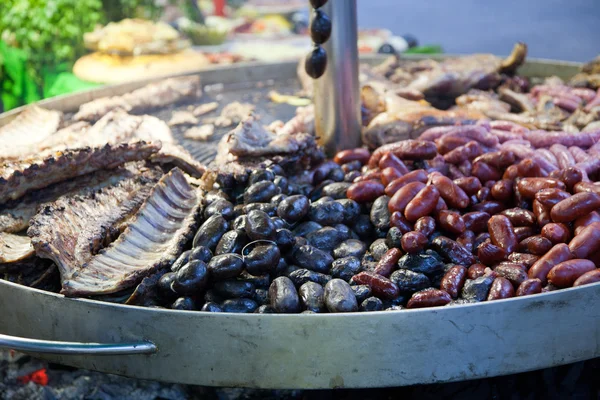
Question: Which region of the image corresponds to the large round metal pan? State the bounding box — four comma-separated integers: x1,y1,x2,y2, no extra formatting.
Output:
0,56,597,389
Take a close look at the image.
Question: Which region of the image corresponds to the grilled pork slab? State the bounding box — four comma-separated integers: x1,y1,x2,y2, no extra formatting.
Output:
51,168,200,296
73,76,201,122
0,141,161,204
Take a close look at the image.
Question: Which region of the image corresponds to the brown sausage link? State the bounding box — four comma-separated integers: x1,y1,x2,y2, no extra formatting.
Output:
494,263,528,287
468,263,487,279
388,181,427,213
437,210,466,235
404,186,440,222
436,135,471,154
477,241,508,266
568,222,600,259
378,152,409,174
573,181,600,196
476,187,492,202
353,170,382,183
456,230,475,253
453,176,482,196
487,277,515,300
458,159,473,176
440,265,468,299
516,178,566,200
550,192,600,223
516,278,543,296
516,159,546,178
473,150,516,169
535,188,571,209
533,200,551,227
547,259,596,288
508,253,539,269
541,223,571,244
407,289,452,309
351,272,400,299
488,215,518,253
381,167,403,186
429,173,470,209
401,231,428,254
443,141,483,164
503,164,520,180
463,211,491,233
373,248,403,278
368,140,438,169
384,170,428,196
414,216,436,236
548,166,583,191
347,180,385,203
528,243,573,284
491,179,514,202
334,148,371,165
518,235,553,256
472,201,505,215
514,226,536,242
573,269,600,286
574,211,600,235
472,161,502,182
390,212,413,234
500,208,536,227
448,164,465,180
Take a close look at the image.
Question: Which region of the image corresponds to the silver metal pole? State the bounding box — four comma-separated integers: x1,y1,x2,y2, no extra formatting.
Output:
313,0,361,157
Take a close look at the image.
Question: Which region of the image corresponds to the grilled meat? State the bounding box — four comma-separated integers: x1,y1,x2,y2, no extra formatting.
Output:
73,76,201,121
0,164,152,234
0,141,161,204
0,106,63,160
0,257,59,292
0,232,34,263
214,114,324,179
28,164,164,292
58,168,201,296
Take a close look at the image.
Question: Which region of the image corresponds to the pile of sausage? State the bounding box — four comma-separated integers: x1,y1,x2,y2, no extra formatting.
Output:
341,122,600,309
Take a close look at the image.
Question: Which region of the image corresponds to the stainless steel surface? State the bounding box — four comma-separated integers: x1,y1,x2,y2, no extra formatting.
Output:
0,57,597,389
0,334,156,355
1,279,599,388
313,0,362,157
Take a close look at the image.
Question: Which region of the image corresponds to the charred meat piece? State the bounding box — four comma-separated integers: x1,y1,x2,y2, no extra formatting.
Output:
1,257,59,292
214,114,323,178
28,163,163,284
73,76,201,121
404,43,527,98
0,106,63,160
0,141,161,204
58,168,201,296
0,232,34,263
0,164,150,233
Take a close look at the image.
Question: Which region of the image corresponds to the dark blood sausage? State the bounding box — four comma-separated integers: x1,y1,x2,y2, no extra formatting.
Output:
528,243,573,284
378,153,409,174
388,181,426,213
346,181,385,203
547,259,596,288
516,178,566,200
488,215,518,253
334,148,370,165
369,140,438,169
534,188,571,208
550,192,600,223
468,264,487,280
487,277,515,300
440,265,467,299
351,271,400,299
401,231,428,254
429,173,470,209
541,223,571,244
374,248,403,277
568,222,600,259
454,176,482,196
463,211,491,233
573,269,600,286
516,279,543,296
384,169,428,196
406,289,452,309
404,186,440,222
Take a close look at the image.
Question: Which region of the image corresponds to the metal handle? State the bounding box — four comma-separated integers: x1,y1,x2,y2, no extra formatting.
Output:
0,334,157,355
